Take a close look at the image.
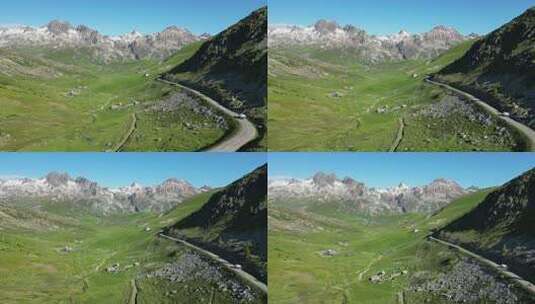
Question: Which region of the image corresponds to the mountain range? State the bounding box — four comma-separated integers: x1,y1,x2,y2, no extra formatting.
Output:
269,20,474,62
0,20,207,61
0,172,208,214
268,172,468,215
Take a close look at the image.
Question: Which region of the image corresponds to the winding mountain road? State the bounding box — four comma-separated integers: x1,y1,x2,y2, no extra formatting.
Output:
429,236,535,297
159,233,267,295
425,78,535,151
157,79,258,152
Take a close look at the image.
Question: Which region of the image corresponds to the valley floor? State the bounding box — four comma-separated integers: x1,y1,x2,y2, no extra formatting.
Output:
268,43,523,151
0,193,265,303
268,190,535,304
0,45,236,151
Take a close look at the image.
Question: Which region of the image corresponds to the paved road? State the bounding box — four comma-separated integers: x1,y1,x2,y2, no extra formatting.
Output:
425,78,535,151
429,236,535,296
159,233,267,295
157,79,258,152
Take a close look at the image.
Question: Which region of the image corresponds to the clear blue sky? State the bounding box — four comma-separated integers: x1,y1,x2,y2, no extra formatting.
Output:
1,0,266,35
269,0,535,35
269,153,535,188
0,153,266,188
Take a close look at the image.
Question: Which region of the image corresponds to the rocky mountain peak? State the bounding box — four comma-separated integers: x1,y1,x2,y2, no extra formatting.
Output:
314,19,340,34
312,172,338,187
199,32,211,40
45,172,72,187
199,185,212,192
162,26,186,33
343,25,364,35
425,25,464,41
47,20,73,35
269,175,467,215
0,173,202,214
0,20,202,61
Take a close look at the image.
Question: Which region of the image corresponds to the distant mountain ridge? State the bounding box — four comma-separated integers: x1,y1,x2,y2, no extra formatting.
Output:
269,20,471,62
268,172,468,215
0,172,210,214
0,20,207,61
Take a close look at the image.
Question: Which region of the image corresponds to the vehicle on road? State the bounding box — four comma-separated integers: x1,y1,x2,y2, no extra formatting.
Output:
231,264,242,270
236,113,247,119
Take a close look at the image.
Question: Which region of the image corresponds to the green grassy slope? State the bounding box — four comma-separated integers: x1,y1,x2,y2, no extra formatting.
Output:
268,41,519,151
438,168,535,282
166,164,267,282
163,7,267,151
268,189,510,304
0,43,228,151
437,7,535,128
0,190,262,303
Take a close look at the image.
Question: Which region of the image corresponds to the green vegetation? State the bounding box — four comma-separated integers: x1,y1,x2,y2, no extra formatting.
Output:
268,189,497,303
437,7,535,129
268,42,518,151
0,191,259,303
164,7,267,151
0,43,229,151
167,164,267,282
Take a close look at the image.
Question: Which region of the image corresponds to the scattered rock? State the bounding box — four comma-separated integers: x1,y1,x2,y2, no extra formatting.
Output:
320,249,338,257
61,246,73,253
329,92,343,98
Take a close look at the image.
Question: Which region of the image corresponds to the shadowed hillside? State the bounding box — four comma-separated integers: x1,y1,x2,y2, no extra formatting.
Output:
164,7,267,111
438,168,535,281
437,7,535,128
165,164,267,282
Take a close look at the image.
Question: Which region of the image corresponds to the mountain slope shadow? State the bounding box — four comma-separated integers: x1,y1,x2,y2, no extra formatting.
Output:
437,7,535,128
164,164,267,282
164,6,267,112
438,168,535,282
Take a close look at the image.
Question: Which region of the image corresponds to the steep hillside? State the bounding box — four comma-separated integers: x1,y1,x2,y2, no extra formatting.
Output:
438,168,535,281
165,164,267,282
163,7,267,115
437,7,535,128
